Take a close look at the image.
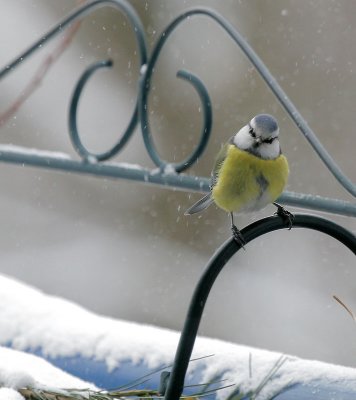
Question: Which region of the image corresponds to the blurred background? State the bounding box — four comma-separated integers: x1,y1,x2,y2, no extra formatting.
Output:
0,0,356,367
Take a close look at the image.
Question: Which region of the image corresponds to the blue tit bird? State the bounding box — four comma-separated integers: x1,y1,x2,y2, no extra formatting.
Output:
185,114,292,245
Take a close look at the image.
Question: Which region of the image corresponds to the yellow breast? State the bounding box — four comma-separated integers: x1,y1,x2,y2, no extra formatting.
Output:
212,145,289,213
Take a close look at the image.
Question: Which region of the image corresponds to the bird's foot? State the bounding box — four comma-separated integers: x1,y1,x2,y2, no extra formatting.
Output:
231,224,246,249
273,202,294,230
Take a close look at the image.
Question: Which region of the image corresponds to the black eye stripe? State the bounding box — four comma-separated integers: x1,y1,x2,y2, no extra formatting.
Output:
248,123,277,144
248,125,256,137
263,137,276,144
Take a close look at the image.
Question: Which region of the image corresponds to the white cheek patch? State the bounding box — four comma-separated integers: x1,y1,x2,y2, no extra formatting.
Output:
232,125,281,159
233,126,253,150
258,140,280,159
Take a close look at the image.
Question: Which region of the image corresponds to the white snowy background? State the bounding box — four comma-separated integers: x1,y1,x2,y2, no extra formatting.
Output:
0,0,355,371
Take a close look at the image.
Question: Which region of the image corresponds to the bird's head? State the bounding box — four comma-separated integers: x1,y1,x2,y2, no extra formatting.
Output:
233,114,281,159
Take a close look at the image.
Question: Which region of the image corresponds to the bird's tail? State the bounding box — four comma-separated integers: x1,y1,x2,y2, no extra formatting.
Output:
184,192,214,215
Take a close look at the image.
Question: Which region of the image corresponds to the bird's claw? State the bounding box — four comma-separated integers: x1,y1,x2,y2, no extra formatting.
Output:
273,203,294,230
231,225,246,249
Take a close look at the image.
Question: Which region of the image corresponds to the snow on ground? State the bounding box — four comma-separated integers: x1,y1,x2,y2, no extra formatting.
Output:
0,346,96,399
0,388,24,400
1,273,356,399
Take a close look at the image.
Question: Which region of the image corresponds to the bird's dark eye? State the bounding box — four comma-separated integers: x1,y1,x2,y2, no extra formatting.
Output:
263,137,275,144
249,127,256,138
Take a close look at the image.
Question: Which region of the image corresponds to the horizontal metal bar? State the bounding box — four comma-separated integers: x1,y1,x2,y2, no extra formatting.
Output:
0,145,355,217
0,145,209,191
1,3,355,220
279,191,356,218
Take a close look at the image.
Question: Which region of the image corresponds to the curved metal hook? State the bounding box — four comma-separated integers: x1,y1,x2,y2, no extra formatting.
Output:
69,59,138,162
140,66,212,173
164,213,356,400
142,7,355,197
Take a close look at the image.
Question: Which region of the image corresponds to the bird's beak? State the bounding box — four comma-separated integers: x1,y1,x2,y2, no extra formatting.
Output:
254,137,262,145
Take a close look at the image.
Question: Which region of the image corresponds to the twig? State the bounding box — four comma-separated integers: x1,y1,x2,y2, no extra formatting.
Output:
248,352,252,380
18,386,226,400
18,387,161,400
0,1,84,128
333,295,356,321
250,355,287,400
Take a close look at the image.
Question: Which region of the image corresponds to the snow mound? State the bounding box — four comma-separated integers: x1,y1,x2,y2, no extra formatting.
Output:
1,273,356,400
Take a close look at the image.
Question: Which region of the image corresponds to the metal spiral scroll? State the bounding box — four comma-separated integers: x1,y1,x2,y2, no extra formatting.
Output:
1,2,356,399
163,214,356,400
0,0,355,216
